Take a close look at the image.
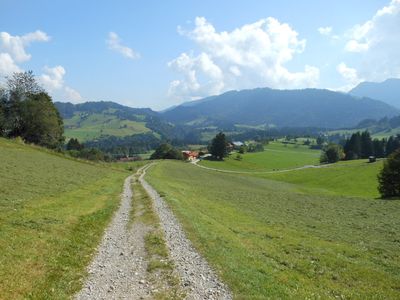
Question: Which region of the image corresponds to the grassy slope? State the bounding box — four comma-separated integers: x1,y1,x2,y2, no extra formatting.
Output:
259,159,383,198
146,161,400,299
200,142,320,172
64,112,151,141
0,138,129,299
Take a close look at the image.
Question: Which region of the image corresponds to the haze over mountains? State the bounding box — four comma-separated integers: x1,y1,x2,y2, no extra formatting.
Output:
350,78,400,109
56,83,400,142
162,88,397,128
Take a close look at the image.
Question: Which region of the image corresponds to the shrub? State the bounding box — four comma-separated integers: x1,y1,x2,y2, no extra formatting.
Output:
320,143,344,164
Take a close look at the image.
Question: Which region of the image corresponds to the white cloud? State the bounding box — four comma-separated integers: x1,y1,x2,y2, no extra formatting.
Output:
0,30,50,62
336,62,363,91
343,0,400,81
0,30,49,78
318,26,332,36
0,53,22,77
107,32,140,60
40,65,65,91
168,17,319,101
64,86,83,102
39,66,82,103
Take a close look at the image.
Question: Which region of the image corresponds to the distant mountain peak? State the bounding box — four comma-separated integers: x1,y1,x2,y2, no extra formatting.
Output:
350,78,400,108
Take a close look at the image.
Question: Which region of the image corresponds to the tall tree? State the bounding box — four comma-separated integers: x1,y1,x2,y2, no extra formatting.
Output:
378,149,400,198
208,132,228,160
344,132,362,160
360,131,373,158
19,92,64,149
373,138,386,158
1,71,64,149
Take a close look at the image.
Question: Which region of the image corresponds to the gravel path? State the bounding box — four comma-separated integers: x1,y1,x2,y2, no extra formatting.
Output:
192,159,334,174
75,173,153,300
140,164,232,300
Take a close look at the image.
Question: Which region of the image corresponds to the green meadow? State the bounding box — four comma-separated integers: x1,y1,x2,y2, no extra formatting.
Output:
146,158,400,299
0,138,130,299
200,142,321,172
64,112,151,141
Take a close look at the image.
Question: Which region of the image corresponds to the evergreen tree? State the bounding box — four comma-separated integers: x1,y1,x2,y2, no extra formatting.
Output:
344,132,362,160
378,149,400,198
360,131,373,158
208,132,228,160
373,138,386,158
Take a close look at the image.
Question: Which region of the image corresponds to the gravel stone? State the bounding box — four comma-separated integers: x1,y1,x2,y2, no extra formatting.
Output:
140,165,232,300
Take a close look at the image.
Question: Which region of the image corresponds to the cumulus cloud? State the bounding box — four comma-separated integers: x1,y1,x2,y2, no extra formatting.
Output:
107,32,140,60
39,66,82,103
336,62,363,91
0,30,49,78
343,0,400,81
0,30,50,63
168,17,319,101
318,26,332,36
0,53,22,76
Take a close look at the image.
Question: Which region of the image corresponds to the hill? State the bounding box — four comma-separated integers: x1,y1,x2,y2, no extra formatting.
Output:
328,114,400,139
161,87,398,129
146,155,400,298
350,78,400,108
55,101,160,142
0,137,131,298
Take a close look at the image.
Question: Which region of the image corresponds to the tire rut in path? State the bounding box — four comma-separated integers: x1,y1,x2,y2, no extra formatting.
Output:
140,164,232,300
75,174,153,300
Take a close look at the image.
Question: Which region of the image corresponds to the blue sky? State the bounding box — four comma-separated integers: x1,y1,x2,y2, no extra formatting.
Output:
1,0,399,110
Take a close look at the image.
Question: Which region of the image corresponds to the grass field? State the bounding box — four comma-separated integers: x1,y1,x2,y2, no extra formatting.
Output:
64,112,151,141
146,160,400,299
0,138,130,299
200,142,321,172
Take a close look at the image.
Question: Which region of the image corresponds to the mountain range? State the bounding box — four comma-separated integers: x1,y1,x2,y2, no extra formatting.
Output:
350,78,400,109
162,88,398,128
56,83,400,143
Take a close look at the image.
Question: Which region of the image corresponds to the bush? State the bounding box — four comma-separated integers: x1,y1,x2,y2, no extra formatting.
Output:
150,143,183,160
320,143,344,164
378,148,400,198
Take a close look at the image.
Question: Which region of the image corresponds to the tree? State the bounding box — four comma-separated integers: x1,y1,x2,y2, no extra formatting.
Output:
360,131,373,158
344,132,362,160
320,143,344,163
373,138,386,158
0,88,6,136
1,71,64,149
150,143,183,160
19,92,64,149
66,138,84,151
378,148,400,198
208,132,228,160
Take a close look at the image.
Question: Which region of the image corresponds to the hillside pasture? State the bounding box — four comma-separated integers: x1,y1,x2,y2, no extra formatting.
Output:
64,112,151,141
146,160,400,299
199,142,320,172
0,138,128,299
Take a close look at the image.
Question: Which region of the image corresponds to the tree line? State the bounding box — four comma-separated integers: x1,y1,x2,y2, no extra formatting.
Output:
343,131,400,160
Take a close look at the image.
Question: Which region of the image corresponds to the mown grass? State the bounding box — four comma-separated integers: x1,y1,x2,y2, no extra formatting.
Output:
0,138,128,299
259,159,384,198
64,112,151,141
146,160,400,299
200,142,320,172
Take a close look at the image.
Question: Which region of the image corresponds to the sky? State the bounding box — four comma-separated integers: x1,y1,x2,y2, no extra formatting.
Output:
1,0,399,110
